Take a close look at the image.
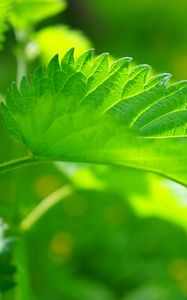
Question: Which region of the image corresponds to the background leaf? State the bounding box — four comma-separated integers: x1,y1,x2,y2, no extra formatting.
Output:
9,0,66,29
27,25,92,64
0,0,11,50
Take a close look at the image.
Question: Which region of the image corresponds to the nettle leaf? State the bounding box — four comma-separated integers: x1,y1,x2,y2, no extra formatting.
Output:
1,49,187,186
9,0,66,29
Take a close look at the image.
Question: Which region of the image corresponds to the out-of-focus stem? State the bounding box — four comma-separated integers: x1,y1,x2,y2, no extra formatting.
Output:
20,185,73,231
15,30,28,84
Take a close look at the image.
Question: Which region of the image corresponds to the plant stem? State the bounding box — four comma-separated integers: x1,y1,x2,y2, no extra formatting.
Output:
20,185,73,231
15,30,28,83
16,53,27,84
0,156,39,175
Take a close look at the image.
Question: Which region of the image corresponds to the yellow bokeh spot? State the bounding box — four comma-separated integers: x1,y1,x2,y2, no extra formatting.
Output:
34,175,62,198
63,196,87,217
50,231,74,262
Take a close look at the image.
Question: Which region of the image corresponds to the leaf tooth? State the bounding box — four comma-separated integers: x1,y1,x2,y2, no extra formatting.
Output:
11,81,20,97
84,56,131,112
53,71,67,93
144,73,171,90
121,65,151,99
32,66,46,96
61,48,75,76
19,76,33,96
76,48,94,74
10,82,22,111
87,53,110,93
46,55,67,93
32,65,46,82
129,64,151,78
167,80,187,95
57,72,87,113
110,57,132,74
91,52,109,74
47,54,60,79
19,76,34,112
5,89,14,110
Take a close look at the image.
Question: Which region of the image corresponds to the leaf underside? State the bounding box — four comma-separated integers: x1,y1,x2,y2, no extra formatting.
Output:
1,49,187,186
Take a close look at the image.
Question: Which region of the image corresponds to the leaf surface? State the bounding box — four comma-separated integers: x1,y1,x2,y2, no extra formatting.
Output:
1,49,187,186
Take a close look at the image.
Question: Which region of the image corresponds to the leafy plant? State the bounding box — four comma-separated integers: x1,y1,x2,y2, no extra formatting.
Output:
1,49,187,186
1,1,187,299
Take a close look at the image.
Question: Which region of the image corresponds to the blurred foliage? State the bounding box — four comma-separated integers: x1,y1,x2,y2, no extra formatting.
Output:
0,220,16,294
0,0,10,49
22,187,187,299
61,163,187,232
1,158,187,299
28,25,92,63
1,0,187,299
69,0,187,79
9,0,66,29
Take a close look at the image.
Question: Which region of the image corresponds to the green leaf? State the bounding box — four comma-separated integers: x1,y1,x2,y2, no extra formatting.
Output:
1,50,187,186
9,0,66,29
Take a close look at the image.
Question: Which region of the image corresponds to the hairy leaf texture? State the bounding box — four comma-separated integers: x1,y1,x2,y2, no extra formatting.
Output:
1,49,187,186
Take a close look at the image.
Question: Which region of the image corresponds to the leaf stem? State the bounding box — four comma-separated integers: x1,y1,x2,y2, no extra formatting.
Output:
0,156,39,175
20,185,73,232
